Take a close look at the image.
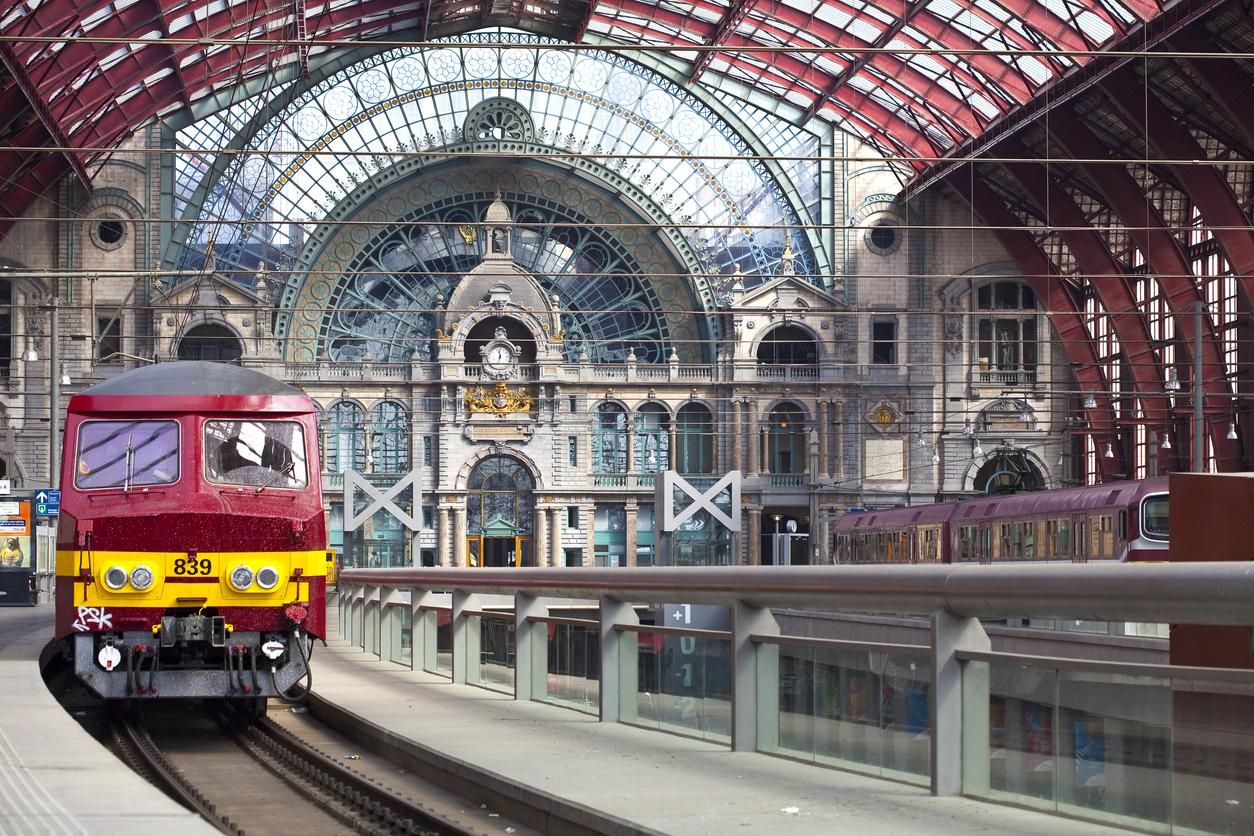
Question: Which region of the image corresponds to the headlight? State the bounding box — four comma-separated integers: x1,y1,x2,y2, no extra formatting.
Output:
230,565,255,591
103,566,128,590
130,565,155,591
256,566,280,590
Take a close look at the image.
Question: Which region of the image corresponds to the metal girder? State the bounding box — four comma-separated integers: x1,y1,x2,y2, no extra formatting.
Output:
293,0,310,77
1048,109,1245,470
999,150,1181,468
947,171,1124,481
573,0,598,41
689,0,759,82
799,0,928,124
1171,27,1254,156
0,152,71,239
1101,71,1254,307
0,43,90,192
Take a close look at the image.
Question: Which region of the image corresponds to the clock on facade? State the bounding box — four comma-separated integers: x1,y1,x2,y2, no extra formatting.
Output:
480,326,521,380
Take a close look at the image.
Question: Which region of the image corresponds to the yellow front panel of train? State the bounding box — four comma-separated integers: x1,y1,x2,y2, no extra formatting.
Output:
57,549,326,607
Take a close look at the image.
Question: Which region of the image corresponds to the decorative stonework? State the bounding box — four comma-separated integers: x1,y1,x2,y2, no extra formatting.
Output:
466,381,533,416
865,399,902,434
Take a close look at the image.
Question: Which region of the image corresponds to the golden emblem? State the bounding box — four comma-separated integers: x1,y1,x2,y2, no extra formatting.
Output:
871,405,896,428
458,224,477,245
466,382,533,416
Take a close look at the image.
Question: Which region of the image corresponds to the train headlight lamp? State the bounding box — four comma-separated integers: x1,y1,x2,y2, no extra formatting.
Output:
104,566,128,590
256,566,280,590
130,565,155,591
230,565,255,591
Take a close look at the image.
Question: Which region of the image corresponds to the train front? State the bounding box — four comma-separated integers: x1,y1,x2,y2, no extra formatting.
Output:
54,363,326,701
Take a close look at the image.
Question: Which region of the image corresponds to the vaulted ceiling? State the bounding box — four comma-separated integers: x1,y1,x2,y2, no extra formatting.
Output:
2,0,1254,477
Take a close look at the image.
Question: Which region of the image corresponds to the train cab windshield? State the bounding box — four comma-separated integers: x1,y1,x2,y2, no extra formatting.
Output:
75,419,180,489
1141,494,1169,541
204,419,309,490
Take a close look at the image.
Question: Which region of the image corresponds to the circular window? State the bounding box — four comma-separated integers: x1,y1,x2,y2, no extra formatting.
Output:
91,214,128,250
864,220,900,256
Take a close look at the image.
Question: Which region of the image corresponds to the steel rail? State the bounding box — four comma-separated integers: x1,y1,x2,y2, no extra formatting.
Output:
340,562,1254,624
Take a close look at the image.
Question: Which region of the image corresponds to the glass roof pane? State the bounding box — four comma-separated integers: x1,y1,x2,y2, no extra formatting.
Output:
172,33,821,297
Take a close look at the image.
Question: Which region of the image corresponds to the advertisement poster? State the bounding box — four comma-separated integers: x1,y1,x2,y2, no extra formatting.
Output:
1074,720,1107,787
0,500,31,570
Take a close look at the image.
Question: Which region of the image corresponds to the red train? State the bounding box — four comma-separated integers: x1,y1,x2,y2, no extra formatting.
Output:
833,477,1169,564
54,362,327,709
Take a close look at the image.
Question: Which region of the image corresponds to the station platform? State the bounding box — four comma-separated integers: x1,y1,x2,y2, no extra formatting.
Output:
0,602,215,836
312,608,1136,836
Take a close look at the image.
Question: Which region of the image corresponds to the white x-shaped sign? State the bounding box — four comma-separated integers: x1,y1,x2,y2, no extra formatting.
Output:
659,470,741,532
344,469,422,531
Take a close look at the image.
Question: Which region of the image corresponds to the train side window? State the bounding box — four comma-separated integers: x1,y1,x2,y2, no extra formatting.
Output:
1118,509,1128,541
1023,521,1034,558
1056,519,1070,555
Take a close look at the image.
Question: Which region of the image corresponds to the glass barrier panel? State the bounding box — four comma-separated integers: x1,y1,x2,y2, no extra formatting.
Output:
384,603,411,666
632,631,731,744
543,622,600,714
984,662,1059,810
775,646,930,785
476,616,516,694
431,609,452,677
1170,675,1254,836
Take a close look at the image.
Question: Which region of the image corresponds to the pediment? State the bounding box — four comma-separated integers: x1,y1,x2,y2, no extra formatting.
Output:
152,273,267,308
730,276,845,312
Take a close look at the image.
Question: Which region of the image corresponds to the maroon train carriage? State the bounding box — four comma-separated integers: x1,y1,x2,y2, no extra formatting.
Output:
834,476,1168,564
54,362,327,706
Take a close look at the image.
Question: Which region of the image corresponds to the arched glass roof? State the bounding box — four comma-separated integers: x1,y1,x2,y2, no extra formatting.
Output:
0,0,1163,230
171,35,822,289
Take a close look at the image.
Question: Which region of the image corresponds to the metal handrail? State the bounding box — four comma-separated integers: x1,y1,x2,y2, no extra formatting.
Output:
339,562,1254,625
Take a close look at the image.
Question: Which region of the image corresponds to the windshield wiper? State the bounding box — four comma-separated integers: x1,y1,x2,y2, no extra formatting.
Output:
254,461,295,494
123,434,134,492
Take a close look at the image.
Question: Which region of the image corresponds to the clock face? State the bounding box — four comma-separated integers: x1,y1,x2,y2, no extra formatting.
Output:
483,342,516,371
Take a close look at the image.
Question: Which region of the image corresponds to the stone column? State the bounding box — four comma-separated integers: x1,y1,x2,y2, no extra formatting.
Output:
549,507,562,568
535,504,548,568
731,399,742,472
760,426,771,475
585,502,596,567
625,426,634,474
438,507,451,567
747,505,762,566
746,401,759,475
625,502,638,567
668,423,678,471
453,506,467,567
818,400,830,479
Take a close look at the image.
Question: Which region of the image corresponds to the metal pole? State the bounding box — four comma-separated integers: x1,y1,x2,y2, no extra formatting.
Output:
48,285,59,489
1193,301,1204,472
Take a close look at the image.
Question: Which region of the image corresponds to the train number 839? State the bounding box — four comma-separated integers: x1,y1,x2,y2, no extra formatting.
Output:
171,557,214,576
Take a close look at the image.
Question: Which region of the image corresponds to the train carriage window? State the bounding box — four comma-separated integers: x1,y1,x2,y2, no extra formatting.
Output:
1118,509,1128,542
1056,519,1070,556
204,420,308,489
76,420,180,489
1023,521,1034,558
1142,496,1168,541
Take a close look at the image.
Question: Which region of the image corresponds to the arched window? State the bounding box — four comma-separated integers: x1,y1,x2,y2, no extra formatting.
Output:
369,400,409,473
467,456,535,535
975,281,1037,383
633,403,669,473
676,403,714,474
768,403,806,474
592,403,627,473
326,400,366,473
177,323,243,363
756,324,817,367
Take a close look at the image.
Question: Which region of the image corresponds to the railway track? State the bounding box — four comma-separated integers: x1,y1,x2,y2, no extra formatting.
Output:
109,703,495,836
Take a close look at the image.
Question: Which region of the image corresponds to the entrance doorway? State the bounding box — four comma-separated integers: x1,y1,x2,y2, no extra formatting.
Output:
470,535,534,567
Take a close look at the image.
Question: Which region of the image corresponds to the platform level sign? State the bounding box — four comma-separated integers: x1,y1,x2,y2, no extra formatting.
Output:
34,489,59,517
